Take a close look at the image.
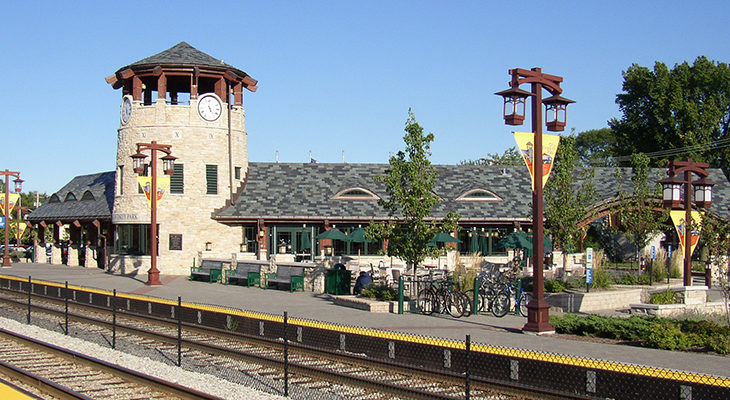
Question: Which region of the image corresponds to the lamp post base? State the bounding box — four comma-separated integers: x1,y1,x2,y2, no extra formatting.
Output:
522,298,554,335
146,268,163,286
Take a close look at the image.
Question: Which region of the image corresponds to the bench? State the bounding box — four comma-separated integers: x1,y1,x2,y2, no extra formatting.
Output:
265,265,305,292
190,259,229,283
225,261,264,287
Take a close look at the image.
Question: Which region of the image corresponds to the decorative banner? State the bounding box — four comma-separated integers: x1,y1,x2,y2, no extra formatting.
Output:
0,193,20,216
16,222,27,238
670,210,702,256
137,176,170,208
514,132,561,189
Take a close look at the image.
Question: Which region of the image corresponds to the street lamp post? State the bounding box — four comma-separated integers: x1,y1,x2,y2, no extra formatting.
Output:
2,170,22,267
131,141,176,286
496,68,574,334
659,159,714,286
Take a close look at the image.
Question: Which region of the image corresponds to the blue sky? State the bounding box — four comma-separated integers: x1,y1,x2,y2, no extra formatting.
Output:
3,1,730,194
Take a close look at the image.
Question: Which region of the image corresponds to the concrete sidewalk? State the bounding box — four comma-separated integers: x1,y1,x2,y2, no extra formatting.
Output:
2,262,728,378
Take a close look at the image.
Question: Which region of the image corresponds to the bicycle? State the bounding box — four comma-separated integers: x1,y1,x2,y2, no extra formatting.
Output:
492,278,531,317
416,279,465,318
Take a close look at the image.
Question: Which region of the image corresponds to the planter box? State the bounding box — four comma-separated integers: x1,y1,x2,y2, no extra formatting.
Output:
630,301,726,317
332,296,391,313
546,288,644,313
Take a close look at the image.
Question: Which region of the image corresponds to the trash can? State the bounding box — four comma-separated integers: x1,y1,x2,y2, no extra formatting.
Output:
326,267,352,295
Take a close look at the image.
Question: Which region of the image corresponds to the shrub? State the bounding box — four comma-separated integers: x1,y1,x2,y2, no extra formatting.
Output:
670,252,683,279
649,289,678,304
645,322,692,351
621,273,638,285
706,335,730,355
564,276,585,289
361,284,396,301
545,279,566,293
452,263,479,292
591,265,613,289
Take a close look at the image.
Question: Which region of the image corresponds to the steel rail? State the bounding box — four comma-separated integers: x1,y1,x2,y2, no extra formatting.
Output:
0,327,226,400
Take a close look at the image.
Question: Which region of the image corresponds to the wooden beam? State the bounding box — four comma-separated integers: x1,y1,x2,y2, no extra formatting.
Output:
152,66,163,76
119,68,135,79
105,74,118,84
112,81,124,90
72,220,81,228
224,70,239,82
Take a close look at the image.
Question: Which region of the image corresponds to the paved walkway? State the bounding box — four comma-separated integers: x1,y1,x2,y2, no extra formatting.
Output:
1,262,728,379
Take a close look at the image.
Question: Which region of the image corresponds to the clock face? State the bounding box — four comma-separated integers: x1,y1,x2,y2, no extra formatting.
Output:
121,96,132,125
198,94,222,121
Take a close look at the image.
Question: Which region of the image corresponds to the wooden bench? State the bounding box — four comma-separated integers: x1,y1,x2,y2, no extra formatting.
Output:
190,259,228,283
225,261,265,287
265,265,305,292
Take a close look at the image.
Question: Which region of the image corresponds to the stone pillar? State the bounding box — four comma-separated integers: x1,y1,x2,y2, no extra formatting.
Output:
85,246,95,268
67,245,79,266
51,244,61,265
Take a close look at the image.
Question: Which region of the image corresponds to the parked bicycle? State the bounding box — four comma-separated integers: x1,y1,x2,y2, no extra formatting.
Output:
416,279,470,318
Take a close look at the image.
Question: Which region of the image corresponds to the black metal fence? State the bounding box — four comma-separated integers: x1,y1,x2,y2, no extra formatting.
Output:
2,275,729,400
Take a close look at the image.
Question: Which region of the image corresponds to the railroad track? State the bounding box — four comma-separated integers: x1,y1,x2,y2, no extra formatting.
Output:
0,326,224,400
0,288,554,400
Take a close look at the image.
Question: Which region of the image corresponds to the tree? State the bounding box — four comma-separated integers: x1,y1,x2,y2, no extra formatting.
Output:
461,147,523,166
614,153,667,258
574,128,615,166
544,136,596,254
367,110,459,273
698,210,730,324
609,57,730,176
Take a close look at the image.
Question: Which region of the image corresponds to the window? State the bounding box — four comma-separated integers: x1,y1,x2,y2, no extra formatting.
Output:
170,164,184,194
117,165,124,195
49,194,60,203
81,191,95,201
234,166,241,180
332,187,379,201
456,189,502,202
115,224,150,255
169,234,182,251
64,193,77,201
206,164,218,194
243,226,257,252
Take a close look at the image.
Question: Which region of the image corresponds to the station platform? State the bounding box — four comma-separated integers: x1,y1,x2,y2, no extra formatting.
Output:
1,262,728,379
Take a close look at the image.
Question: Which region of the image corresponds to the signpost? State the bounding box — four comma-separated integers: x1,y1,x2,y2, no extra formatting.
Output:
586,247,593,293
650,246,656,285
667,245,672,284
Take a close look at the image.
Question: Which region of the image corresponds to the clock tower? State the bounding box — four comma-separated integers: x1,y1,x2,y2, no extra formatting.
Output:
105,42,257,275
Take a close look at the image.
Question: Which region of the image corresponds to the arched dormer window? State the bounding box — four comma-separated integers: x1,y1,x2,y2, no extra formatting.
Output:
332,187,380,201
456,189,502,202
49,194,60,203
64,193,77,202
81,191,95,201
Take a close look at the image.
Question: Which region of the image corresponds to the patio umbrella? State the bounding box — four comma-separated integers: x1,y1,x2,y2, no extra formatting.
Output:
495,231,531,250
479,234,489,255
431,232,461,244
300,232,311,250
348,227,374,243
316,229,349,241
469,232,480,253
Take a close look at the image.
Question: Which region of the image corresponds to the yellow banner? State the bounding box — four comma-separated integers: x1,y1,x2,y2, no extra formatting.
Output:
16,222,27,238
137,176,170,209
514,132,561,189
670,210,702,256
0,193,20,216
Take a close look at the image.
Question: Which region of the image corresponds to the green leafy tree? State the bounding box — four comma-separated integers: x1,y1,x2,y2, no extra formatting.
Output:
614,153,667,258
575,128,615,166
698,210,730,324
367,110,459,273
545,135,596,255
461,146,523,166
609,57,730,176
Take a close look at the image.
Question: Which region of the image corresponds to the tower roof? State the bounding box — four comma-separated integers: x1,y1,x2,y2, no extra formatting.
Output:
109,42,257,92
129,42,240,72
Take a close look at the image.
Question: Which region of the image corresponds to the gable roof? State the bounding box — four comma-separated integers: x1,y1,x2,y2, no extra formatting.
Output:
215,163,730,222
27,171,115,222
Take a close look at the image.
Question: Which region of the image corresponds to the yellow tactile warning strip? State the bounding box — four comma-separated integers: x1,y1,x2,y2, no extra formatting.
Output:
4,275,729,388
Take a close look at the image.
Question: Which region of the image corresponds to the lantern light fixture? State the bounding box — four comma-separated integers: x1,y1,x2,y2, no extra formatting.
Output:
542,94,575,132
161,154,177,175
693,177,715,208
131,151,147,174
13,178,23,193
495,87,533,126
659,175,684,208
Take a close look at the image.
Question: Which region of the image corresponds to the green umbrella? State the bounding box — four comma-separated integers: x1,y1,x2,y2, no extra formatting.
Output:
300,232,311,250
479,234,488,255
469,232,480,253
495,231,531,250
348,227,374,243
431,232,461,243
316,229,348,241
